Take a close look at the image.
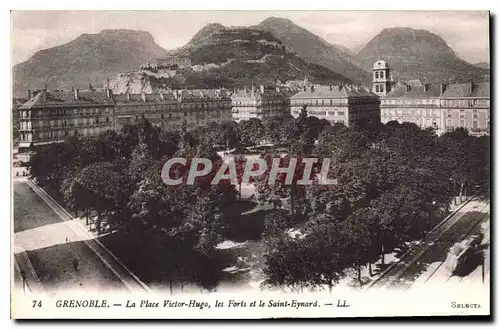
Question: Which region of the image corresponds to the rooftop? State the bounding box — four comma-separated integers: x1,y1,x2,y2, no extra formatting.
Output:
385,84,442,99
441,82,490,98
290,84,377,99
18,88,230,109
19,90,115,109
232,86,286,99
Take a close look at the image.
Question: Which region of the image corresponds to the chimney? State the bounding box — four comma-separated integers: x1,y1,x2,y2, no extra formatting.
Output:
440,83,447,95
28,90,32,99
141,92,146,102
74,89,79,100
260,85,265,93
126,92,131,101
424,84,429,93
303,85,306,92
406,84,411,93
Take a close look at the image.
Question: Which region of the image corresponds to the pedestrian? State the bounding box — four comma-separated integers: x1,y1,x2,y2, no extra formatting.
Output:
72,258,79,271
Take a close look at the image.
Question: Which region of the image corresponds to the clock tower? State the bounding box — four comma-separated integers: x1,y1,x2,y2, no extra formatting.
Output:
372,59,391,96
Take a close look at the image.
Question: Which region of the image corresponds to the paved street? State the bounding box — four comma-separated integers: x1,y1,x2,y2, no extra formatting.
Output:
13,181,147,294
367,198,490,290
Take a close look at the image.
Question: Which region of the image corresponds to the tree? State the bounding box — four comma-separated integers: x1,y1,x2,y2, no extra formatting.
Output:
439,128,475,203
263,209,295,238
29,141,79,190
342,208,376,282
67,162,128,234
237,118,265,146
233,154,247,199
263,223,349,292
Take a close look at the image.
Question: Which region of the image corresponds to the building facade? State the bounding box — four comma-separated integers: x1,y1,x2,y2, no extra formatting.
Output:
380,83,444,132
376,59,490,136
231,85,291,123
290,84,380,126
17,87,232,151
440,82,490,136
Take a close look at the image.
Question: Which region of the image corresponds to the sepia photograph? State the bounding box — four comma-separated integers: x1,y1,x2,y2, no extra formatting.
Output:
10,9,491,319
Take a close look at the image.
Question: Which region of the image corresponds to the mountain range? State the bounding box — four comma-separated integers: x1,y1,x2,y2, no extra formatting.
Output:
12,17,489,97
13,29,168,95
473,62,490,70
355,27,489,83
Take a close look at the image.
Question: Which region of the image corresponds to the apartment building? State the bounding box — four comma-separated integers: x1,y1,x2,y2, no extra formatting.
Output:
17,87,232,155
231,84,291,123
290,84,380,126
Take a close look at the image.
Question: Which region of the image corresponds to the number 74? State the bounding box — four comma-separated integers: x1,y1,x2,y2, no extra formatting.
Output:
32,300,42,308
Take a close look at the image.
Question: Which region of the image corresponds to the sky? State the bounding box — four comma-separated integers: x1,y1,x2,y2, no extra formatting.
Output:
11,10,490,65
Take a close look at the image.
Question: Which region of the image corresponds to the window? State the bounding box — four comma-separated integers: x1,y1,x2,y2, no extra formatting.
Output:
380,85,384,92
375,85,380,92
460,120,465,128
375,72,379,79
169,113,172,119
473,110,478,118
161,113,164,119
380,71,384,79
330,100,333,105
184,112,187,117
473,121,478,129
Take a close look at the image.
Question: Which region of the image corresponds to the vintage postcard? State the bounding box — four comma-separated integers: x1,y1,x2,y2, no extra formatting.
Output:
11,10,490,319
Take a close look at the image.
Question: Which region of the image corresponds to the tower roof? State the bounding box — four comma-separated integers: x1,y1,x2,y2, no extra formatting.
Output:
373,59,389,70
